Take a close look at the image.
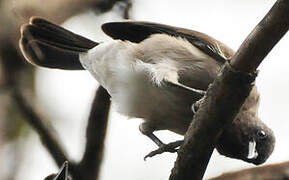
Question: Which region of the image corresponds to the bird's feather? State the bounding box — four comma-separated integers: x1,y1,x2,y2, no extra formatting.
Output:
19,17,98,70
102,21,234,63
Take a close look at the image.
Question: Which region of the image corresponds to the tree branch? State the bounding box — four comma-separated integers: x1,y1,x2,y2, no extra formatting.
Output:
12,88,69,168
231,0,289,72
122,0,132,19
209,161,289,180
77,86,111,180
169,0,289,179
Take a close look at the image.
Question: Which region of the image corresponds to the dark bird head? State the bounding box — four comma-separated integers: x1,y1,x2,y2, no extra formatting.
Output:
216,114,275,165
216,87,275,165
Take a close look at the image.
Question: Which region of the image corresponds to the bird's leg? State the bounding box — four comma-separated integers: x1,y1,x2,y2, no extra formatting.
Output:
145,132,164,147
139,122,164,147
139,122,184,160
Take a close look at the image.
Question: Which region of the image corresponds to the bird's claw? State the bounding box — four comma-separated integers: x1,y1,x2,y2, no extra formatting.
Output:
144,140,183,160
191,97,205,113
191,103,199,114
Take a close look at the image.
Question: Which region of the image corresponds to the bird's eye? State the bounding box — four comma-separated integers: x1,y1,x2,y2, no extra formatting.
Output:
257,130,267,139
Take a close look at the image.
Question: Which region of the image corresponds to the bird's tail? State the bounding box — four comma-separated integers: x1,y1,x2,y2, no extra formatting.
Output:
19,17,98,70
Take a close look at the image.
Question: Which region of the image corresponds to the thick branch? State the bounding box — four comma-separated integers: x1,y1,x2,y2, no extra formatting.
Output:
12,88,69,167
77,86,111,180
170,63,256,180
209,161,289,180
169,0,289,180
231,0,289,72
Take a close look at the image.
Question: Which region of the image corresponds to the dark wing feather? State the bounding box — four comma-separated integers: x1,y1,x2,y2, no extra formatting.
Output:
102,21,234,64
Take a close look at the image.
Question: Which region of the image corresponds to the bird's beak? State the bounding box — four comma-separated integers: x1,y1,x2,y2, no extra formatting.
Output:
247,140,258,159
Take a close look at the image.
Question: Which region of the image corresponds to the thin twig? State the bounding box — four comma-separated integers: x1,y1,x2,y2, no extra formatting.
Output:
169,0,289,179
123,0,132,19
77,86,111,180
11,88,69,168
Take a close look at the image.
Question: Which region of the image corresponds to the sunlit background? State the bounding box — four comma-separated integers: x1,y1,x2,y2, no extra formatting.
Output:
1,0,288,179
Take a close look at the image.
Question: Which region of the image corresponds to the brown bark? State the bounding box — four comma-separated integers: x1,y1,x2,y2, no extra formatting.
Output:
169,0,289,179
209,161,289,180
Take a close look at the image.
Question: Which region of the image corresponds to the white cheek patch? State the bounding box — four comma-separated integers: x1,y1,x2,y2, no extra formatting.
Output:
247,140,258,159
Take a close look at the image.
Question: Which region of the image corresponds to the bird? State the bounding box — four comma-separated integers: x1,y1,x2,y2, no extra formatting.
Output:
19,16,275,165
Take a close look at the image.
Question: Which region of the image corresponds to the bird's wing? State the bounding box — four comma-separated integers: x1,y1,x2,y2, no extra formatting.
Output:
102,21,236,96
102,21,235,64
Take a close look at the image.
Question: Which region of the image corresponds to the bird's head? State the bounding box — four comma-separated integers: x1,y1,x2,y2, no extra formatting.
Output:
216,87,275,165
216,113,275,165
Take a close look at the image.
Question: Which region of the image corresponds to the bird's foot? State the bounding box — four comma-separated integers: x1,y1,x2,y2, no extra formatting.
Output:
191,97,205,113
144,140,183,160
